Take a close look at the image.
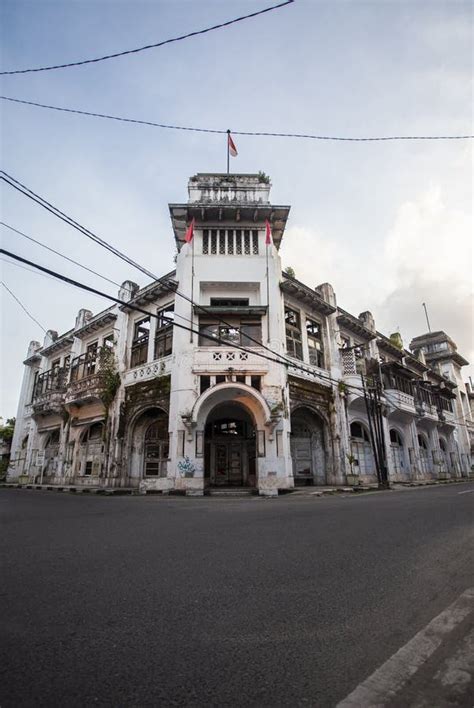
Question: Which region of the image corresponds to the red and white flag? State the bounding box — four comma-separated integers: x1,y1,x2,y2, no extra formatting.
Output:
228,132,238,157
185,217,195,243
265,219,272,245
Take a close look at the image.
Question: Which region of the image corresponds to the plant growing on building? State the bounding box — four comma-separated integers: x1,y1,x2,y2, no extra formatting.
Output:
98,345,121,412
338,380,348,396
257,171,270,184
283,266,296,279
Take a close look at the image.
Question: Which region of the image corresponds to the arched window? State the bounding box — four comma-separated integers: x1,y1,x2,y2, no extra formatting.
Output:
350,422,370,442
390,429,403,446
144,418,169,477
418,434,428,450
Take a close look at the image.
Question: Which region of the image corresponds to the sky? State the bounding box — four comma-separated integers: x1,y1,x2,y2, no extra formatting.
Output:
1,0,472,419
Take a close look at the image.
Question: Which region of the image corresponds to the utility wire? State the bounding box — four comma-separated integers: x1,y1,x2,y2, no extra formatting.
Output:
1,247,370,397
0,1,294,75
1,221,125,291
3,171,464,401
2,95,473,141
1,280,46,332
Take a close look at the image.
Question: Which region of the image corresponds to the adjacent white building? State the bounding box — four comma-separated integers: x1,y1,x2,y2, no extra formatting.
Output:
7,173,473,494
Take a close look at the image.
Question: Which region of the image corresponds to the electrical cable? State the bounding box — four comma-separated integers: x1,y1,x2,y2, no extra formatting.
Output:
1,171,341,384
2,95,473,141
1,280,47,332
3,172,465,405
1,221,126,291
0,1,294,75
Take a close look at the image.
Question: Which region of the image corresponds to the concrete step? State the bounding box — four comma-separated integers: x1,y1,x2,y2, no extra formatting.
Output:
207,488,256,497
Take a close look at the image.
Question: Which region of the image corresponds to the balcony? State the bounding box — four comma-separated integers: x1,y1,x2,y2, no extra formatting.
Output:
124,355,173,386
32,367,68,417
193,347,268,374
384,389,416,419
65,353,105,406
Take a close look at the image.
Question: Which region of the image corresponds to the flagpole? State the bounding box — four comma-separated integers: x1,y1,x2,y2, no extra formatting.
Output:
266,236,270,343
226,129,230,175
190,231,195,343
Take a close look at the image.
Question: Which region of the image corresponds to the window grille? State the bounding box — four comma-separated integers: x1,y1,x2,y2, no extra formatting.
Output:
252,231,259,254
210,230,217,254
219,230,226,254
202,230,209,254
228,230,234,254
244,230,251,254
236,230,242,254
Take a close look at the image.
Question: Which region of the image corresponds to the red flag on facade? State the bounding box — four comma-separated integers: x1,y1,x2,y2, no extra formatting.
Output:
265,219,272,245
185,218,195,243
228,133,238,157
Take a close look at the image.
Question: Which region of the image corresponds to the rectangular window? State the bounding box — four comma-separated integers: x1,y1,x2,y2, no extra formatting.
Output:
154,304,174,360
306,318,325,368
235,230,242,254
202,230,209,254
198,318,262,347
131,317,150,368
103,334,114,350
285,308,303,360
200,376,211,394
251,376,261,391
85,342,98,376
210,298,249,307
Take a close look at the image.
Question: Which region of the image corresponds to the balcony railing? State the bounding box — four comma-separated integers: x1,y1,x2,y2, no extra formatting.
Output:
32,367,68,416
66,351,108,405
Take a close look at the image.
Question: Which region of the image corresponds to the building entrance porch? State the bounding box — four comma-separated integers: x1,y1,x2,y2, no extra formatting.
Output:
204,403,256,487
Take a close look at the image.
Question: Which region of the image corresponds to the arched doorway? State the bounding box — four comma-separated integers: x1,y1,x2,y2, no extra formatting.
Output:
128,407,170,485
79,422,104,477
417,432,432,477
144,418,169,478
205,402,256,487
438,437,449,475
44,429,60,479
350,421,376,481
389,429,406,478
290,408,326,485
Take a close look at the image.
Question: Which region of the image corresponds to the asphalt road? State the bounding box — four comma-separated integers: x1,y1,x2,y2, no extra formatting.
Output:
1,484,473,707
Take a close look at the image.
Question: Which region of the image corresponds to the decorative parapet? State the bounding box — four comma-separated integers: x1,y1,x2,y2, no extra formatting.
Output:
124,357,172,386
193,347,268,374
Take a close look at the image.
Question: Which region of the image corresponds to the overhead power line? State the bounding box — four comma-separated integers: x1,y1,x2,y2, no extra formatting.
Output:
0,221,124,291
1,172,347,387
2,95,473,141
0,1,294,76
1,280,46,332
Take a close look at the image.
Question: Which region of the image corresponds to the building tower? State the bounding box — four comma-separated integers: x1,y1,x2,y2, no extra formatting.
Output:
167,173,293,495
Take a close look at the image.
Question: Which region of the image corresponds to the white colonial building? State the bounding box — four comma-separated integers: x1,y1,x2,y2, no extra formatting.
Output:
7,173,473,494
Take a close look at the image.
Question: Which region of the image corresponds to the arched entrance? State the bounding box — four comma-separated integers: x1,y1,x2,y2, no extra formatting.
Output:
205,402,256,487
79,422,104,477
128,407,169,486
417,432,432,477
350,421,376,482
290,407,326,486
389,428,406,478
44,429,60,480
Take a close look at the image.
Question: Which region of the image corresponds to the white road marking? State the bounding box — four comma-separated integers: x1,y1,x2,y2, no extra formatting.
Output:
337,587,474,707
458,489,474,495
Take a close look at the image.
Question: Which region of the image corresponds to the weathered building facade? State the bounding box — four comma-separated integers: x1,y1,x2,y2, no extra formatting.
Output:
7,173,473,494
